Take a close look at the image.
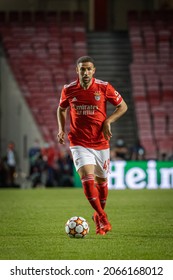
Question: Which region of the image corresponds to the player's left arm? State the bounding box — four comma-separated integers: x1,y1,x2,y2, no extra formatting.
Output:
102,99,128,140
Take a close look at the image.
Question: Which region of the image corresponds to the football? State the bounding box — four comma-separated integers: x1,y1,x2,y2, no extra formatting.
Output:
65,216,89,238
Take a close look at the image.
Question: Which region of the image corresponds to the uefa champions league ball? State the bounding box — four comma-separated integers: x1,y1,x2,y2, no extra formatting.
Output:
65,216,89,238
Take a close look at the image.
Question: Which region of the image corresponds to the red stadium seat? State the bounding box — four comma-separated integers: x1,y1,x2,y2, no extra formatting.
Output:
128,10,173,154
46,11,58,23
0,11,6,23
0,9,87,145
21,11,33,25
9,11,20,24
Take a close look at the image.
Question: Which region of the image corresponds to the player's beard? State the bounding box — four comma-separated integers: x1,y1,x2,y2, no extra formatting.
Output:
82,76,91,87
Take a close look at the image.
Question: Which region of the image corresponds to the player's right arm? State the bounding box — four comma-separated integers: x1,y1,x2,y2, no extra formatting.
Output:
57,87,69,145
57,106,67,144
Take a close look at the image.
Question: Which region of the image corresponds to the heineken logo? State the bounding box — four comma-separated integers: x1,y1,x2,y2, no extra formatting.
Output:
108,160,173,189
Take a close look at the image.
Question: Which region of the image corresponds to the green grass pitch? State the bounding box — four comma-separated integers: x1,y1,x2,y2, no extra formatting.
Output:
0,188,173,260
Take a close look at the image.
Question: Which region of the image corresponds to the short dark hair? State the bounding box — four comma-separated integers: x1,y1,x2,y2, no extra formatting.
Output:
76,56,95,67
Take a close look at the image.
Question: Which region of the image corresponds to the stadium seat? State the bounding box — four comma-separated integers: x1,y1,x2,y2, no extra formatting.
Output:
140,139,158,160
128,10,173,155
46,11,58,23
34,11,46,23
0,11,6,22
0,10,87,146
59,10,71,27
9,11,20,24
157,138,173,160
21,11,33,25
73,10,85,27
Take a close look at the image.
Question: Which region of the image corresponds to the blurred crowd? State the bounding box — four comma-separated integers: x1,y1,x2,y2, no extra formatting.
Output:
27,139,74,188
110,136,173,161
110,137,145,161
1,137,172,188
0,142,19,188
0,140,74,188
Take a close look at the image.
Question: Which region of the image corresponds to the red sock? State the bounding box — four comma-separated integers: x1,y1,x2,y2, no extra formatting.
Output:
81,174,105,216
95,181,108,209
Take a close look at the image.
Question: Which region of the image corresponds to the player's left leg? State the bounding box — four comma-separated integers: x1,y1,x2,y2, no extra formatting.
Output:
95,177,108,210
77,165,109,235
93,177,111,234
93,149,111,234
78,165,105,217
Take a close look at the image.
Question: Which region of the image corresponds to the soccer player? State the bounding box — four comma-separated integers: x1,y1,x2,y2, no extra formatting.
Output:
57,56,128,235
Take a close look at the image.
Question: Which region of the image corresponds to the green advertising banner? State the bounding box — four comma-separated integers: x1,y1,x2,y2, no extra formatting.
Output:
74,160,173,189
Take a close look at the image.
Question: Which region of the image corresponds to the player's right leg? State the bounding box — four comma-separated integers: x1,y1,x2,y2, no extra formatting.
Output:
70,146,104,216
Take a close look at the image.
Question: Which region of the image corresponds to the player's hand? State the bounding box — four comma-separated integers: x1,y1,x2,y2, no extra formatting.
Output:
57,131,65,144
102,121,112,140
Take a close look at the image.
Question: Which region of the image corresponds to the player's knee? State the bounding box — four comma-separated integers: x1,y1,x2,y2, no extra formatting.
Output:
95,176,107,184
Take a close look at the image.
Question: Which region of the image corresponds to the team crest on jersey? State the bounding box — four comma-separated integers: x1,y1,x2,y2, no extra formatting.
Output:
94,91,101,101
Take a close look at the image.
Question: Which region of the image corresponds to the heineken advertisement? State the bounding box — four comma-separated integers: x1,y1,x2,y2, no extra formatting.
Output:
74,160,173,189
109,160,173,189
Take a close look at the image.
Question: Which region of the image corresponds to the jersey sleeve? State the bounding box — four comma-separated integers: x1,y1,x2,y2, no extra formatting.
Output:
59,87,69,109
105,83,123,106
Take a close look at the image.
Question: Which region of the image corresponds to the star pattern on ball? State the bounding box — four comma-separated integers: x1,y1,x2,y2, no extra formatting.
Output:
75,218,83,225
65,216,89,238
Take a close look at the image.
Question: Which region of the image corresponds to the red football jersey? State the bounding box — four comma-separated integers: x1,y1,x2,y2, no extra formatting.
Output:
59,78,123,149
